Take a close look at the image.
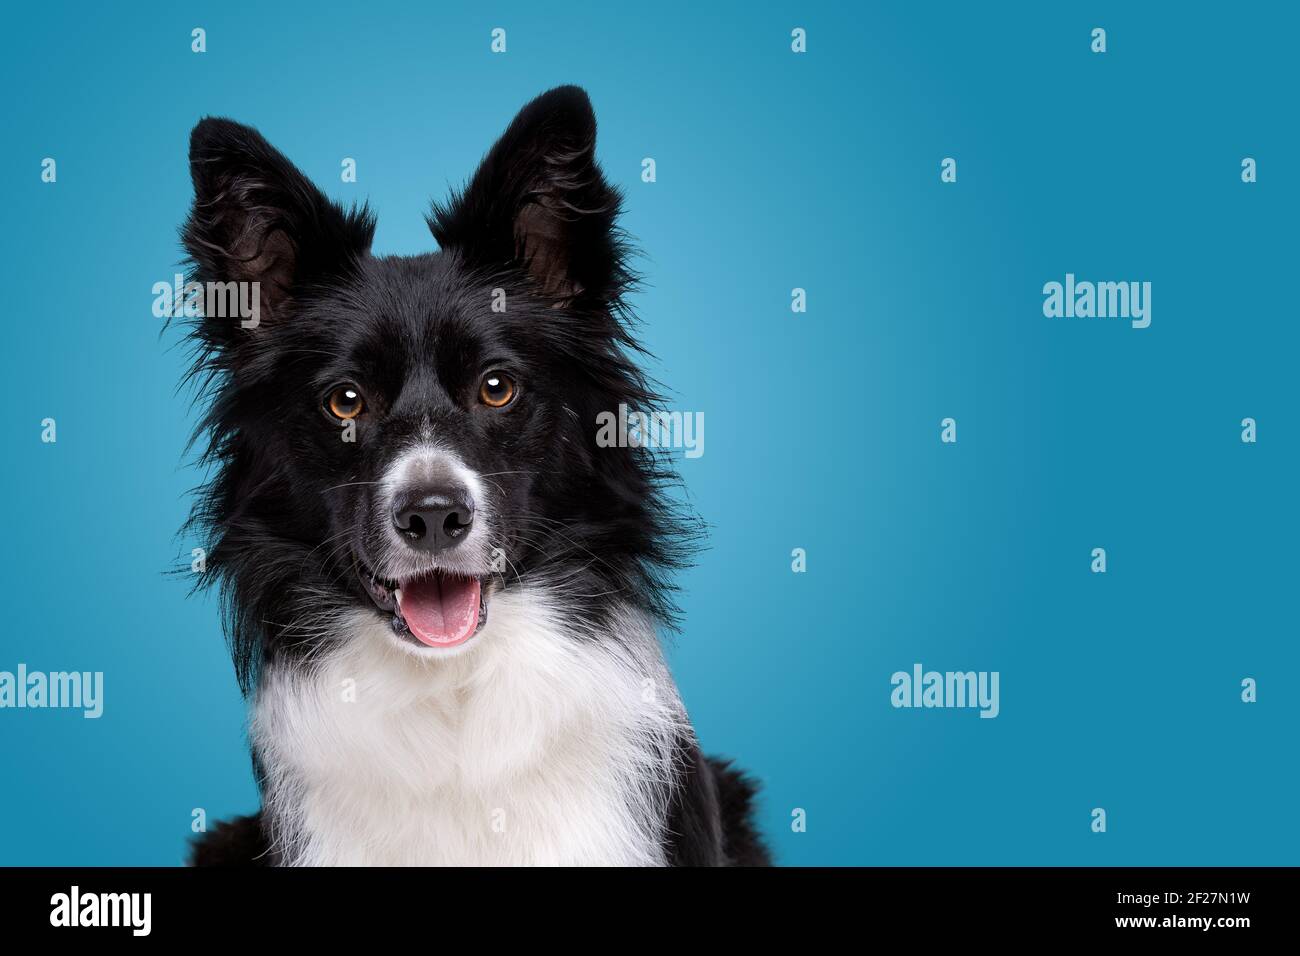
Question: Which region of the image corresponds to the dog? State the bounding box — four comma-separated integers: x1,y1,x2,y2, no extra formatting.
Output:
178,86,769,865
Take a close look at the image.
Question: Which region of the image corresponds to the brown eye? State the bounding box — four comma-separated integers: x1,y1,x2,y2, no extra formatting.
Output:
326,385,365,420
479,371,516,408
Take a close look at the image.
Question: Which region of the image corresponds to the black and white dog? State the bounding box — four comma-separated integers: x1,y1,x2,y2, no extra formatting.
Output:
180,86,769,865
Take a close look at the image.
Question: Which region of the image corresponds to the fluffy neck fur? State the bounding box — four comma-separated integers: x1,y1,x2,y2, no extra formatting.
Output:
252,585,688,866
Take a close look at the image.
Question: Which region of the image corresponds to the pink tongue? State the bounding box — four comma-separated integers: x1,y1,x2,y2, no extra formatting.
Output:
398,574,481,647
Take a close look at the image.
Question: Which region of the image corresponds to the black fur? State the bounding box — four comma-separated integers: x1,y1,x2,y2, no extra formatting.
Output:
178,86,769,866
188,814,269,867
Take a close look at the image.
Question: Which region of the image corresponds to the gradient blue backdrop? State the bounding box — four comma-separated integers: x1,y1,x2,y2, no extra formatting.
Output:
2,2,1295,865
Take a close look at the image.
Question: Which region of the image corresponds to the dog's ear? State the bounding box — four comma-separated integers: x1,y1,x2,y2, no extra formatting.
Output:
428,86,627,304
183,118,374,334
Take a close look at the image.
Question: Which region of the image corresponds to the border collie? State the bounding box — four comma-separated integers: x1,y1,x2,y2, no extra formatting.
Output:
179,86,769,866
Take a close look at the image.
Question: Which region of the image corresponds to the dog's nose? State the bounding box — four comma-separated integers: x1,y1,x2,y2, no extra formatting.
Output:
391,487,475,553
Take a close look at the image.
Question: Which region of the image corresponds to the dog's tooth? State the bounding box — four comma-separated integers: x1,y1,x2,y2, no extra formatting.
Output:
394,588,403,606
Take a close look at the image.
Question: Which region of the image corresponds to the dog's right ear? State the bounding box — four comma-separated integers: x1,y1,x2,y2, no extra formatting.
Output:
182,118,374,339
428,86,628,308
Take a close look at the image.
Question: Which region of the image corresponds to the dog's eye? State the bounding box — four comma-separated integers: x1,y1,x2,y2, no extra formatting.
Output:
479,371,516,408
325,385,365,420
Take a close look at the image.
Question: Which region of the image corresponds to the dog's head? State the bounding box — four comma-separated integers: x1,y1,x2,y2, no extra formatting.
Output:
181,87,688,685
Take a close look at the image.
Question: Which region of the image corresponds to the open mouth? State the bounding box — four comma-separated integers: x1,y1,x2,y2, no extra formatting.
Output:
356,560,488,649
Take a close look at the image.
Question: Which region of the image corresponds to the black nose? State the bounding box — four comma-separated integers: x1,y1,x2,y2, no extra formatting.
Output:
391,487,475,553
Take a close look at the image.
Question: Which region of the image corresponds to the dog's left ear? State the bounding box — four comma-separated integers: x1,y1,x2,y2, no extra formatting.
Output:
429,86,626,304
183,118,374,338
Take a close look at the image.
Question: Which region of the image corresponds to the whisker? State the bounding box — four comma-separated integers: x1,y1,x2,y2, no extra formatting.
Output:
322,480,381,494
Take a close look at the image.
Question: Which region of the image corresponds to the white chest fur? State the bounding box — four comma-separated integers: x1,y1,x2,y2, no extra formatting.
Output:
251,588,685,866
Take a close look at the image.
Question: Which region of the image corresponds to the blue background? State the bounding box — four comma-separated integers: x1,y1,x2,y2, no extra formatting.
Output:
1,2,1295,865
